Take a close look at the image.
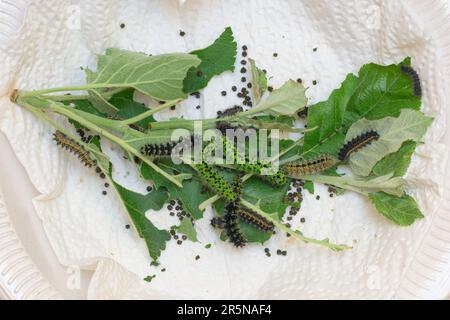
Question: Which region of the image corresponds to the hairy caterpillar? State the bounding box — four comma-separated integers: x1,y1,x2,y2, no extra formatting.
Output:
217,105,244,118
400,65,422,97
222,138,287,185
338,131,380,161
223,201,247,247
237,206,274,233
140,136,193,157
196,162,238,202
284,154,336,177
53,131,96,168
140,141,179,157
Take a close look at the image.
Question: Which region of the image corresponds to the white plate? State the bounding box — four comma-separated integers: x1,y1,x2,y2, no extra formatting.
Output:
1,0,450,300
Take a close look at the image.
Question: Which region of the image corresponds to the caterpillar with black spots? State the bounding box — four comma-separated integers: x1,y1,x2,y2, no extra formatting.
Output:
338,130,380,161
400,65,422,97
196,161,238,202
284,154,336,177
237,206,274,233
53,131,96,168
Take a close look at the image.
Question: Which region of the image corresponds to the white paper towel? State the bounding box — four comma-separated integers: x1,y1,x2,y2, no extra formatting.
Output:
0,0,449,299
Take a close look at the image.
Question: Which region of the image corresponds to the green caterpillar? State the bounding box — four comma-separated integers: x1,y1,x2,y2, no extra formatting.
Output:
222,138,286,185
196,161,238,202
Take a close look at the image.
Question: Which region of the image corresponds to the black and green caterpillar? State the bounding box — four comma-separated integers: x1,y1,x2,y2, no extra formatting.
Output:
222,138,286,185
196,161,238,202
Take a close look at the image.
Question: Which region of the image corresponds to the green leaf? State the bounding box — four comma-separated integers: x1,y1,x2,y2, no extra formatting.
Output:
368,192,424,226
303,181,314,194
175,219,199,242
343,58,421,125
372,141,417,177
113,182,170,261
346,109,432,176
88,145,170,262
249,58,268,104
109,89,155,128
308,173,405,197
302,58,421,158
243,176,290,217
86,48,201,100
88,89,119,115
183,27,237,93
65,99,106,130
302,73,358,157
244,80,307,117
141,161,212,220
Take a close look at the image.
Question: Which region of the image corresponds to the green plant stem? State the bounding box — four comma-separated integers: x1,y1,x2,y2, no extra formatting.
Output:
198,195,220,211
44,94,90,102
301,175,368,196
120,100,181,126
18,96,182,187
51,103,182,187
19,84,132,97
240,199,351,251
22,103,108,164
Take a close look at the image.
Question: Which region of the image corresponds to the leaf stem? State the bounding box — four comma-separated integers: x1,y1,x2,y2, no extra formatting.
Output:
19,84,129,97
240,199,351,251
18,96,183,187
119,99,181,126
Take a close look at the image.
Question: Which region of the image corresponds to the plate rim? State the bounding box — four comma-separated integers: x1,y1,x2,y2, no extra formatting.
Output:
0,0,449,300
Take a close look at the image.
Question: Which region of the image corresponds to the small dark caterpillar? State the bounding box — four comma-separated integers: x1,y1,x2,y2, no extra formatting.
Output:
223,139,286,185
53,131,96,168
297,106,309,119
196,162,238,202
140,142,179,157
401,65,422,97
223,201,247,247
237,206,274,233
217,105,244,119
284,154,336,177
338,130,380,161
231,175,243,199
140,136,193,157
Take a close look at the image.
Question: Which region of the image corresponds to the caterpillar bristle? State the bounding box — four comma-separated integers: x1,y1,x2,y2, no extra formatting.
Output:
338,131,380,161
53,131,96,168
401,65,422,97
284,154,336,177
237,206,274,233
223,202,247,248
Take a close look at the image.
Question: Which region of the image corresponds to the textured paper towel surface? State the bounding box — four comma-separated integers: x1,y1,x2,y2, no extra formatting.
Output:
0,0,448,299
